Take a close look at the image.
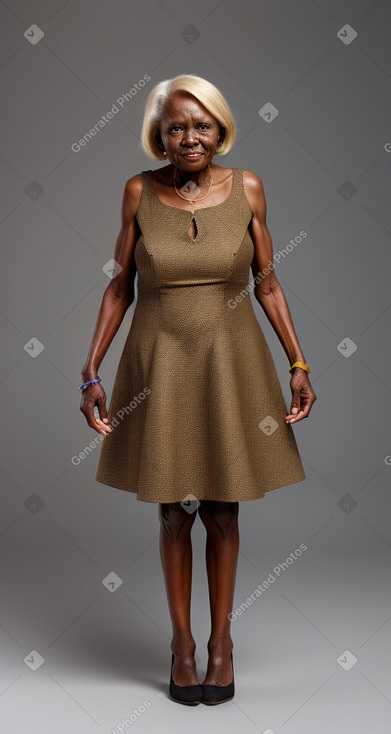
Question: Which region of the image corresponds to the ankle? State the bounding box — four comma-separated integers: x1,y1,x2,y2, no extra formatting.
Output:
207,636,233,656
171,637,196,657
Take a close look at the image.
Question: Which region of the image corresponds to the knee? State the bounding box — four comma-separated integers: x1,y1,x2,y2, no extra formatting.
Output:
158,501,197,543
198,501,239,540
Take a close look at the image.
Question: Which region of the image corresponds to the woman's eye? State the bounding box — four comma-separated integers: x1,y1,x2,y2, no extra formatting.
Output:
170,124,209,132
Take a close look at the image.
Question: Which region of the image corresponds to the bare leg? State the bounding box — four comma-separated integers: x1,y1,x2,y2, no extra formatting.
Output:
198,500,239,685
158,501,200,686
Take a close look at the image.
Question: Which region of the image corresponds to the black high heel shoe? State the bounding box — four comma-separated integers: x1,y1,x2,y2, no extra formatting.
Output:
201,651,235,705
169,653,202,705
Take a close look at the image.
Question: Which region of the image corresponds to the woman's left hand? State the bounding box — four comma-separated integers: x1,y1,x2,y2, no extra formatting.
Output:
285,369,317,424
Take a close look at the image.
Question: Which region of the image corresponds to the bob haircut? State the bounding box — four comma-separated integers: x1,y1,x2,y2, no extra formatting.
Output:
140,74,236,160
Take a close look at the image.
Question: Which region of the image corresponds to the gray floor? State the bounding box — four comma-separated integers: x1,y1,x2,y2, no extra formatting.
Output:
1,476,390,733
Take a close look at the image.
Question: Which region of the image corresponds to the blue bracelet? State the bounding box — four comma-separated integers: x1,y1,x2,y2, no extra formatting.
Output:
77,377,102,391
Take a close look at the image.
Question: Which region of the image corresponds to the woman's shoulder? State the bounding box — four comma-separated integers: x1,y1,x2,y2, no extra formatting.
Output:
121,172,147,210
241,169,267,218
242,168,265,190
124,171,145,193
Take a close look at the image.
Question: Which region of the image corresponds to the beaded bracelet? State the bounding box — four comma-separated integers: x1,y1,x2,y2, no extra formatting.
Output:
289,361,310,374
77,377,102,391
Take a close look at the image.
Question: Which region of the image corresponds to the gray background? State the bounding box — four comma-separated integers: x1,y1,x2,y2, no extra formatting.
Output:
1,0,390,731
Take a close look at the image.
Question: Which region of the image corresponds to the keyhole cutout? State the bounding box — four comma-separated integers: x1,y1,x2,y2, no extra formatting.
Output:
187,216,198,241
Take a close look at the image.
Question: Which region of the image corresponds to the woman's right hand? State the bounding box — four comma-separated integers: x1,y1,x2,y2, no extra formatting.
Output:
79,382,113,436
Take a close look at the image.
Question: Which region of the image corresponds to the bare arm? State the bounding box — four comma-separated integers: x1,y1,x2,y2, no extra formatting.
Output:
243,170,317,423
79,174,142,434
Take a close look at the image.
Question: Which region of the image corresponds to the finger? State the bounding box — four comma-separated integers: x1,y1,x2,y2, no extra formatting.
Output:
87,416,111,435
92,404,112,429
96,418,113,432
84,417,110,435
94,413,110,426
285,407,309,423
84,408,113,435
95,416,113,433
289,396,301,417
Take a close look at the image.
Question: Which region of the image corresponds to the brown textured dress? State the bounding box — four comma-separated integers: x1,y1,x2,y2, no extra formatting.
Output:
95,167,306,502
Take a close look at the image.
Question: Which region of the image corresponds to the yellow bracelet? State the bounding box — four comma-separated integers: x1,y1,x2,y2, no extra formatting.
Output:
289,361,310,374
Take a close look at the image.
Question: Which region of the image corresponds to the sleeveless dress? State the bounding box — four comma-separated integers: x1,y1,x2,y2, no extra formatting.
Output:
95,167,306,503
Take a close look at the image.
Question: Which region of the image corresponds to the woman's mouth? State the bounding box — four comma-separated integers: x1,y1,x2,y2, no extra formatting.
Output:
181,153,203,160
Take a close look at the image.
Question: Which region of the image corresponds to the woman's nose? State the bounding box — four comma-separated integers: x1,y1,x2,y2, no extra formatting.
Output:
182,131,197,144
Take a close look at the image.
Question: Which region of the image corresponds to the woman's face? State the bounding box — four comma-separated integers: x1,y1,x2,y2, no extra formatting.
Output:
157,93,223,171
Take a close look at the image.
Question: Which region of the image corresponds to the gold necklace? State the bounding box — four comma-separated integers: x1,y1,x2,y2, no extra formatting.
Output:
173,163,213,204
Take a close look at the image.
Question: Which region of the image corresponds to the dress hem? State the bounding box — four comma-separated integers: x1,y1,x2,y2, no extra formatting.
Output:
94,472,307,503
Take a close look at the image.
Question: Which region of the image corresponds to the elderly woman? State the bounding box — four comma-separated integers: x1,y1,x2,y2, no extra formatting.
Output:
79,74,316,706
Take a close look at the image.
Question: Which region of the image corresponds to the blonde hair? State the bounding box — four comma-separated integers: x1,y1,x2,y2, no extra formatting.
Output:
140,74,236,160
